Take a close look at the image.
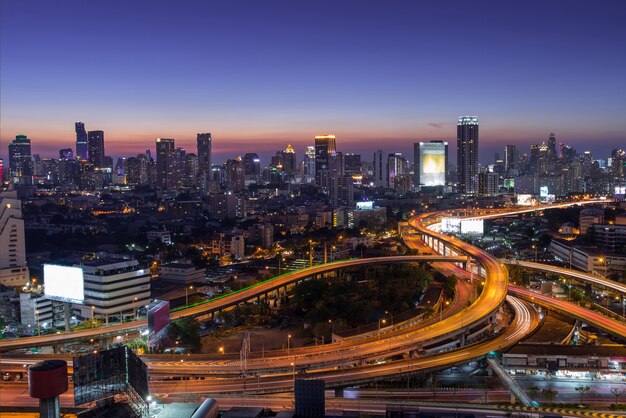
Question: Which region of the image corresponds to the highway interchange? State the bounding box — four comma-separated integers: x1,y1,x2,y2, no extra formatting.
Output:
1,198,625,412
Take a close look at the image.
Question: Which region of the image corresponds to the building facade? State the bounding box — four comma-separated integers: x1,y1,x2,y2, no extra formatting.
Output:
457,116,479,194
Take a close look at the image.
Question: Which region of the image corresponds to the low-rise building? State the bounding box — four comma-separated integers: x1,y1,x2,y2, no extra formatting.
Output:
549,238,626,276
147,230,172,245
159,262,205,284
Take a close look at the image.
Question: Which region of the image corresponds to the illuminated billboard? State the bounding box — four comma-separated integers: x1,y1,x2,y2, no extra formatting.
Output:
540,186,549,197
356,201,373,210
43,264,84,304
441,217,461,233
148,300,170,335
516,194,534,206
616,186,626,200
416,141,447,187
460,219,484,235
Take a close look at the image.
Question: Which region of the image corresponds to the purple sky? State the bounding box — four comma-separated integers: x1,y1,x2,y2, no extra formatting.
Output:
1,0,625,164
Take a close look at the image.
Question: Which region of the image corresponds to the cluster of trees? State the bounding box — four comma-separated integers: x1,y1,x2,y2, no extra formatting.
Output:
218,301,275,327
289,264,433,338
168,318,201,351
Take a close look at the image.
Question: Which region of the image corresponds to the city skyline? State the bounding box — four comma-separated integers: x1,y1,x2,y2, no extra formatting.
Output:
1,1,625,162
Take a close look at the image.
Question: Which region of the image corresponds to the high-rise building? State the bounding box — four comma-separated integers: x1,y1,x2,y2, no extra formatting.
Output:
373,150,386,188
504,145,518,173
457,116,479,194
75,122,88,159
314,134,336,184
0,191,29,286
156,138,175,189
197,133,212,182
387,153,407,190
8,135,33,181
478,171,499,196
87,130,105,168
303,146,315,177
243,153,261,177
281,144,297,175
344,153,361,175
414,141,448,188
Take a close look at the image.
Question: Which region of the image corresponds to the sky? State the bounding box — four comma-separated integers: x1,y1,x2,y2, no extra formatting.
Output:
1,0,625,164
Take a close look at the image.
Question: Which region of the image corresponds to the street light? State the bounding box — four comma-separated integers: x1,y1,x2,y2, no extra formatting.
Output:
531,245,537,262
287,334,292,355
378,318,386,339
219,346,224,355
91,306,95,326
35,310,40,336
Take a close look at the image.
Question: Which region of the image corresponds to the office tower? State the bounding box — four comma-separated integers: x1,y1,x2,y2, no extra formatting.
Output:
504,145,518,173
547,132,558,158
183,153,199,187
225,157,245,191
0,191,30,286
87,130,105,168
303,146,315,176
0,159,3,183
197,133,212,181
243,153,261,176
414,141,448,188
281,145,297,175
457,116,479,194
75,122,88,159
373,150,386,188
478,171,499,196
314,134,336,184
344,153,361,175
8,135,33,181
156,138,175,189
387,153,407,190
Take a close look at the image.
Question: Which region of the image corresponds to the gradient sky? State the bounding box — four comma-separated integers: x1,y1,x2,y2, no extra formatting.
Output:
1,0,625,164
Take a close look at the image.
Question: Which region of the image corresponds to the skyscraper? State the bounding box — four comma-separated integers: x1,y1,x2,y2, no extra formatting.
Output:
414,141,448,188
8,135,33,180
87,130,105,168
504,145,518,174
197,133,212,181
373,150,386,188
314,134,336,184
281,144,297,175
303,146,315,177
75,122,88,159
156,138,175,189
457,116,479,194
0,191,29,286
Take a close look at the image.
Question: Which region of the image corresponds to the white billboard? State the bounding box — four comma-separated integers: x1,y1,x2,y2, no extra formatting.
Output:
356,201,373,210
43,264,85,304
517,194,534,206
540,186,549,197
616,186,626,199
460,219,484,235
441,217,461,233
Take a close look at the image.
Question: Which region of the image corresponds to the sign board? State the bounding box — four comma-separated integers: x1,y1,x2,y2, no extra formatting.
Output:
43,264,84,304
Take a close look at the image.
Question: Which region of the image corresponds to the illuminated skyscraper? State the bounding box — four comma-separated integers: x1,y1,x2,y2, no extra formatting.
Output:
156,138,175,189
504,144,518,173
197,133,212,182
314,134,336,184
75,122,88,159
87,130,105,168
414,141,448,188
457,116,479,194
8,135,32,180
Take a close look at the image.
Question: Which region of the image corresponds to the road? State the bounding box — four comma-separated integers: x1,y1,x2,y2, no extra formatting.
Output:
509,285,626,339
504,260,626,295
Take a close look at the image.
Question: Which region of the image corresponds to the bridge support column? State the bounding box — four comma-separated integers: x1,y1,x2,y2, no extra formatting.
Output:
510,393,516,404
334,388,344,398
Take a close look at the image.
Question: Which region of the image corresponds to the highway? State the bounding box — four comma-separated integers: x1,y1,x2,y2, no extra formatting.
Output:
0,255,468,352
509,285,626,339
503,260,626,295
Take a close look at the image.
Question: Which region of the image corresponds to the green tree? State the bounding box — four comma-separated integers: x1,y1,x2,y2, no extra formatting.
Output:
169,317,201,351
610,386,625,405
575,385,591,405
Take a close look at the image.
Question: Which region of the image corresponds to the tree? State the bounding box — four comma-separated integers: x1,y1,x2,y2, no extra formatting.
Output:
169,317,201,351
527,386,540,402
542,388,558,404
575,385,591,405
611,386,626,405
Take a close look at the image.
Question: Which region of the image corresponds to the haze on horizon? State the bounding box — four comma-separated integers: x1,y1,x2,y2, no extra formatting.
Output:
1,0,625,163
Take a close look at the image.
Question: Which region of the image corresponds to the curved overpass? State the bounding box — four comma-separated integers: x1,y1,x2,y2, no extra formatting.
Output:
0,255,469,352
503,260,626,295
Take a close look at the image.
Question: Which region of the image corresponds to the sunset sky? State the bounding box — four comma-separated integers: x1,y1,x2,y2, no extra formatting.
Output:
1,0,625,164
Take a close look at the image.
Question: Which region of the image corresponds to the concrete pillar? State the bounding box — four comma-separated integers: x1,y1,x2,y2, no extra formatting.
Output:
334,387,344,398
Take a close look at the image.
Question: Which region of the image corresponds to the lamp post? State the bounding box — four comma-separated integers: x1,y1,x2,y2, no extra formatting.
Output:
91,306,95,326
378,318,386,340
35,310,40,336
185,285,193,306
287,334,292,355
219,346,224,355
290,361,295,386
531,245,537,262
309,240,314,267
